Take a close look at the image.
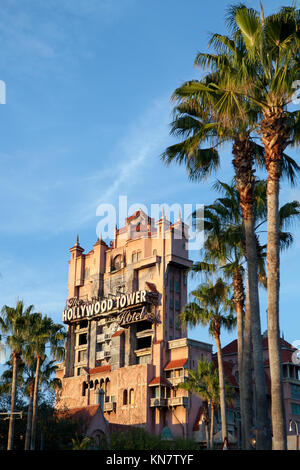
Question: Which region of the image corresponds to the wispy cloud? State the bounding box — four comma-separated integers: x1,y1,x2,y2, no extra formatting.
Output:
0,0,135,76
0,95,172,236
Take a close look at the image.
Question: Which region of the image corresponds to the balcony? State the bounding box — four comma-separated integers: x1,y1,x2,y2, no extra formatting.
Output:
96,351,104,360
167,376,187,387
150,397,168,408
97,333,111,343
103,397,116,412
168,396,188,407
136,329,153,339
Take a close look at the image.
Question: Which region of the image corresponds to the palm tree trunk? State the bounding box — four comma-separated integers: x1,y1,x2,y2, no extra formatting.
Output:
245,214,271,449
266,167,286,450
232,268,246,447
214,332,227,443
259,110,289,450
242,273,253,450
210,402,215,449
24,382,34,450
233,135,271,449
205,422,210,449
30,355,41,450
7,352,18,450
203,400,210,449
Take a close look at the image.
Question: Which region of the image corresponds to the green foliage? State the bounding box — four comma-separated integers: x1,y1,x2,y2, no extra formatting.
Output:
100,426,199,451
72,436,93,450
180,278,236,337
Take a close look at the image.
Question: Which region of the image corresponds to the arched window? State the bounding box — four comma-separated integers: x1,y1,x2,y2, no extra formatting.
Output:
82,381,88,397
137,251,142,261
94,379,99,389
129,388,135,405
113,255,122,271
105,378,111,398
123,389,128,405
89,380,94,389
132,252,137,263
153,249,157,256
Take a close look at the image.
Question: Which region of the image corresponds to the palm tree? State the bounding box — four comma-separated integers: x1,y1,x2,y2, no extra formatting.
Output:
25,314,65,450
0,354,61,450
180,278,236,443
0,301,34,450
25,358,62,450
192,180,264,449
23,355,62,450
193,179,300,447
179,360,218,448
221,3,300,449
162,52,298,450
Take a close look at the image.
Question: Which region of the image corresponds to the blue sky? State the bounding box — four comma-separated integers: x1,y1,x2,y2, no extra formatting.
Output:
0,0,299,355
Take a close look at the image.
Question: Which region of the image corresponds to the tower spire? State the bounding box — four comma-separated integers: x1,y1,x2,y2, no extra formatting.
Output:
178,208,182,222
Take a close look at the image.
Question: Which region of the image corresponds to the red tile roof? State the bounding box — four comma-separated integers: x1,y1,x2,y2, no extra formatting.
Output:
164,358,188,370
55,405,100,432
89,365,111,375
222,336,295,356
148,376,171,387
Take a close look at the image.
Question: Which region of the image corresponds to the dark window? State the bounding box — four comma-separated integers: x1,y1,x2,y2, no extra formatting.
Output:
79,320,88,329
291,384,300,400
291,403,300,416
136,336,151,350
79,333,87,345
82,381,88,396
123,389,128,405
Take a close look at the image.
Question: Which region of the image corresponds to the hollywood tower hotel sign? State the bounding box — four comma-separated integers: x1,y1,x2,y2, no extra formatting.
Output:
55,210,212,439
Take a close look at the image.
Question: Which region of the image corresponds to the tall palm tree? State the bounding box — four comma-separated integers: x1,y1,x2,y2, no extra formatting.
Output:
25,314,65,450
162,51,299,449
23,358,62,450
180,278,236,443
193,179,300,447
222,3,300,449
192,180,265,449
23,317,63,453
0,354,61,450
0,301,34,450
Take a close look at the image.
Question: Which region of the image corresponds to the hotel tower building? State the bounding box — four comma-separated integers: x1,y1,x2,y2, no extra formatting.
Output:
55,210,212,438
